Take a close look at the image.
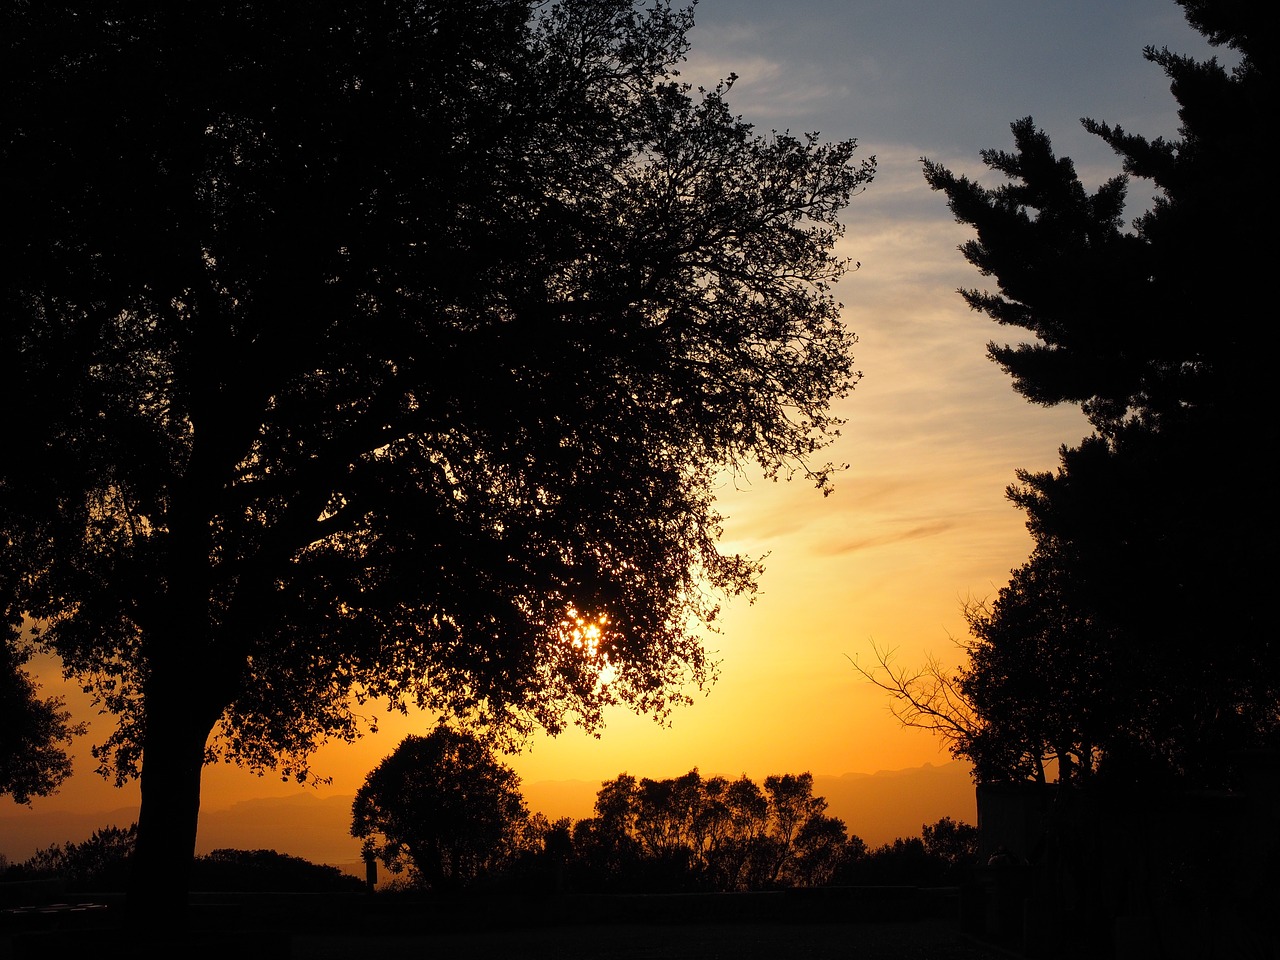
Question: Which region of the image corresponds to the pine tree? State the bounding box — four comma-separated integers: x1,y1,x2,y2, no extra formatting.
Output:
924,0,1276,786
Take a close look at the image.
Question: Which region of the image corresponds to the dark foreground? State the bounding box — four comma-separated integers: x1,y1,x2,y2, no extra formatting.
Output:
297,917,1001,960
3,888,1005,959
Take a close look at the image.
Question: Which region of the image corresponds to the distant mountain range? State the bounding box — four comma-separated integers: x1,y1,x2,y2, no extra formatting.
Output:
0,761,975,876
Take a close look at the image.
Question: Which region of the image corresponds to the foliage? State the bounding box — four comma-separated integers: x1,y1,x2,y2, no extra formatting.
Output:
465,811,574,892
1,0,870,899
955,556,1113,783
921,816,980,873
788,811,851,886
914,0,1275,787
4,827,362,892
9,824,137,891
564,768,852,891
832,817,979,887
0,623,85,804
548,773,978,891
352,727,530,890
852,575,1112,785
191,848,364,892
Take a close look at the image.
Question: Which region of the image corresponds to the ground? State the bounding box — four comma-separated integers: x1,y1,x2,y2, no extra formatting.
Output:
295,918,1004,960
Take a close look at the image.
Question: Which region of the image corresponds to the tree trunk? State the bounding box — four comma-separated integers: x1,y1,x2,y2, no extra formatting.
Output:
126,684,219,918
126,464,227,918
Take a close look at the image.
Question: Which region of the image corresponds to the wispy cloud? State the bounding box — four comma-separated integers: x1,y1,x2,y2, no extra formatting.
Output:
684,52,852,123
814,520,953,556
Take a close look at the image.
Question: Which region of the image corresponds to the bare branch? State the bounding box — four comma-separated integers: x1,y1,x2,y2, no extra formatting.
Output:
847,640,976,749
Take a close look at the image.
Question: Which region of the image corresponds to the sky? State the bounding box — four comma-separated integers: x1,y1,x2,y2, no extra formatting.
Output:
5,0,1224,853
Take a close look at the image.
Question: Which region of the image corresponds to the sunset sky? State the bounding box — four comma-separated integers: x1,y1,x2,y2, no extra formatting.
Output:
5,1,1222,858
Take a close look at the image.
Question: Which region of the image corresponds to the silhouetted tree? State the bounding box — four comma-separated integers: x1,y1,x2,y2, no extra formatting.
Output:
8,831,361,892
842,832,869,866
854,572,1114,785
631,770,706,887
568,815,645,891
696,773,768,890
760,772,827,885
831,819,977,887
865,836,932,885
1,624,84,804
575,768,846,891
15,824,137,891
351,728,529,890
570,773,668,891
921,816,979,882
849,641,978,763
191,849,364,892
714,774,772,889
1,0,871,907
920,0,1275,787
788,813,850,886
479,811,574,893
956,558,1114,784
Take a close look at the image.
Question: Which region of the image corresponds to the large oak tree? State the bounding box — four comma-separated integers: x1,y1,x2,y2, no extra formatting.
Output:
1,0,870,906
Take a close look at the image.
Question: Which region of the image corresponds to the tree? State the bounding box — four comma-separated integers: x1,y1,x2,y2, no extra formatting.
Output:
700,774,770,890
956,552,1115,784
760,772,827,885
919,0,1275,786
921,816,979,881
191,848,364,893
1,621,84,804
854,563,1116,786
574,767,843,891
351,727,528,890
787,813,849,886
1,0,871,906
16,824,138,891
632,769,706,875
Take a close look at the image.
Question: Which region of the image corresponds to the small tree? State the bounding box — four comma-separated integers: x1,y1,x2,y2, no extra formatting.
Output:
921,816,979,882
715,775,771,890
191,849,364,893
351,728,529,890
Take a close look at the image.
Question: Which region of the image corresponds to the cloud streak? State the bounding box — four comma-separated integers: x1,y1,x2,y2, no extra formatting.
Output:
815,520,955,557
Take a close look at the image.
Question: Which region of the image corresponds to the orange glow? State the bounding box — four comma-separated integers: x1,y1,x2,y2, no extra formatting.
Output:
561,606,604,658
560,606,617,688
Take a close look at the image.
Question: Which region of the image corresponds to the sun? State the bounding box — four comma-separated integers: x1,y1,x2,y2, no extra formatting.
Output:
561,606,617,685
